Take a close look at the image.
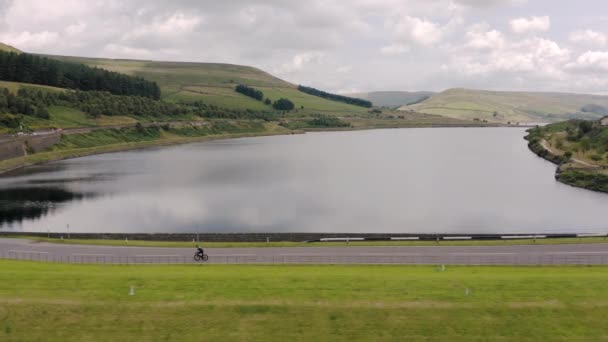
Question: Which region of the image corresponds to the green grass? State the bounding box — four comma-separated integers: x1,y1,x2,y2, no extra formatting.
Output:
405,88,608,124
13,236,608,248
42,55,370,116
0,80,66,94
1,261,608,341
0,122,292,173
0,42,20,53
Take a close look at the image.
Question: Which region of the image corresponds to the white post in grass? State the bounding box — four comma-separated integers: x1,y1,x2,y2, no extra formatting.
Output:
129,286,135,296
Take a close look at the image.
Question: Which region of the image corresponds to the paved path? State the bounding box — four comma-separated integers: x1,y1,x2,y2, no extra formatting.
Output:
2,238,608,265
541,139,598,168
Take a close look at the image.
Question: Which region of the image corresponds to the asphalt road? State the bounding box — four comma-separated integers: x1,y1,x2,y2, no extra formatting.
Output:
1,238,608,265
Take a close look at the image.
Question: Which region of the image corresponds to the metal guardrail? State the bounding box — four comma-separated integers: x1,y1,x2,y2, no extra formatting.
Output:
2,249,608,265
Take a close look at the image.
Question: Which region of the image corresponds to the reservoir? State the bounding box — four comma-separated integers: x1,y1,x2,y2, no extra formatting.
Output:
1,127,607,234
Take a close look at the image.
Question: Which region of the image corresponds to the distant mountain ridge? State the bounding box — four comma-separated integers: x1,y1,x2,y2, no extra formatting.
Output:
402,88,608,123
344,91,434,108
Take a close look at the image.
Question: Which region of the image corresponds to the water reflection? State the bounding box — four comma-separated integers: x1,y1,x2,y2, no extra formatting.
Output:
2,128,608,233
0,186,95,226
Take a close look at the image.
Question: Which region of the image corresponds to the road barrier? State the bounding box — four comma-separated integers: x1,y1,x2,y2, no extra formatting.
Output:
3,231,607,243
2,249,608,265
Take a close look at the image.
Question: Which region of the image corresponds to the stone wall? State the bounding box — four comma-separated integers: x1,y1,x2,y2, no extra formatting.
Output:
0,133,61,161
0,139,25,160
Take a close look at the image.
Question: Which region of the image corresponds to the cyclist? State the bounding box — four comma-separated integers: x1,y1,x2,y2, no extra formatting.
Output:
196,245,205,256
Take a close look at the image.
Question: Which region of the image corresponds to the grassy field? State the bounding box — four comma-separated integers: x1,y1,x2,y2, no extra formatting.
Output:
43,55,371,116
404,88,608,124
12,236,608,248
1,261,608,341
525,120,608,193
0,42,20,53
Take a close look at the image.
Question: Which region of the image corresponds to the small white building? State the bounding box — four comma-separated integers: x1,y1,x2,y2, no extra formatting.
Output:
601,116,608,126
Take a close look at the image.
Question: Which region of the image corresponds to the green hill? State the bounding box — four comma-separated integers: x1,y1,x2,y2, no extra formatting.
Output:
0,42,20,53
43,55,370,116
346,91,434,108
402,88,608,123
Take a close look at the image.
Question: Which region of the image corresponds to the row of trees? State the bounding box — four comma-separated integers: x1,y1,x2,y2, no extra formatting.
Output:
59,91,181,118
190,101,280,121
307,115,350,128
0,51,161,99
235,84,264,101
0,87,297,129
0,88,51,119
298,85,372,108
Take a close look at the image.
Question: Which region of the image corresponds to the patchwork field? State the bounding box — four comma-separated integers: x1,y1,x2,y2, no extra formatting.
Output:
403,88,608,123
44,55,369,116
1,261,607,341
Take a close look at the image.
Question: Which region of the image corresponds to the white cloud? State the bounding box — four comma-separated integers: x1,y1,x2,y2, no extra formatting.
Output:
569,29,607,46
336,65,352,73
567,51,608,72
0,30,60,50
122,12,202,41
387,16,444,46
380,44,409,55
1,0,608,94
276,52,325,74
464,23,504,50
102,43,153,59
509,16,550,34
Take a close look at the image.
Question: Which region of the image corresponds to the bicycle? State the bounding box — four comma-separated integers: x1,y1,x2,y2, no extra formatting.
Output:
194,250,209,262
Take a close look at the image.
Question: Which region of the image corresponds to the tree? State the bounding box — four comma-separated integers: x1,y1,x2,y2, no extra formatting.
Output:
578,120,593,135
273,98,294,111
0,50,161,99
297,85,372,108
264,98,271,105
235,84,263,101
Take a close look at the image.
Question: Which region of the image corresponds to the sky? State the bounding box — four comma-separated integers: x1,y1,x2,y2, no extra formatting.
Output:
1,0,608,94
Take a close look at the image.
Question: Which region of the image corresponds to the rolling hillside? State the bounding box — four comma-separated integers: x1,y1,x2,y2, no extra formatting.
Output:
346,91,433,108
0,43,20,53
43,55,370,115
402,88,608,123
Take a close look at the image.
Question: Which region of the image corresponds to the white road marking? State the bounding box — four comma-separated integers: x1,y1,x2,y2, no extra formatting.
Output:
449,253,516,255
545,252,608,255
358,253,421,256
71,253,110,257
135,255,180,257
8,250,49,254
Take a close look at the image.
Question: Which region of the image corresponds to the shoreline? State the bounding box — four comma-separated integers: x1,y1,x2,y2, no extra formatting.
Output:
524,129,608,194
0,122,521,176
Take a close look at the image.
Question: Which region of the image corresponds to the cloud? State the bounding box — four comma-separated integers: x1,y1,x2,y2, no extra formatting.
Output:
567,51,608,72
380,44,409,56
392,16,444,46
464,23,504,50
454,0,527,7
569,29,607,46
0,30,60,50
0,0,608,94
276,51,325,74
509,16,550,34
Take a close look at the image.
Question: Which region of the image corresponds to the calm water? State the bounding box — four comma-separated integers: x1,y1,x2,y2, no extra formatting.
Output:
1,128,607,234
